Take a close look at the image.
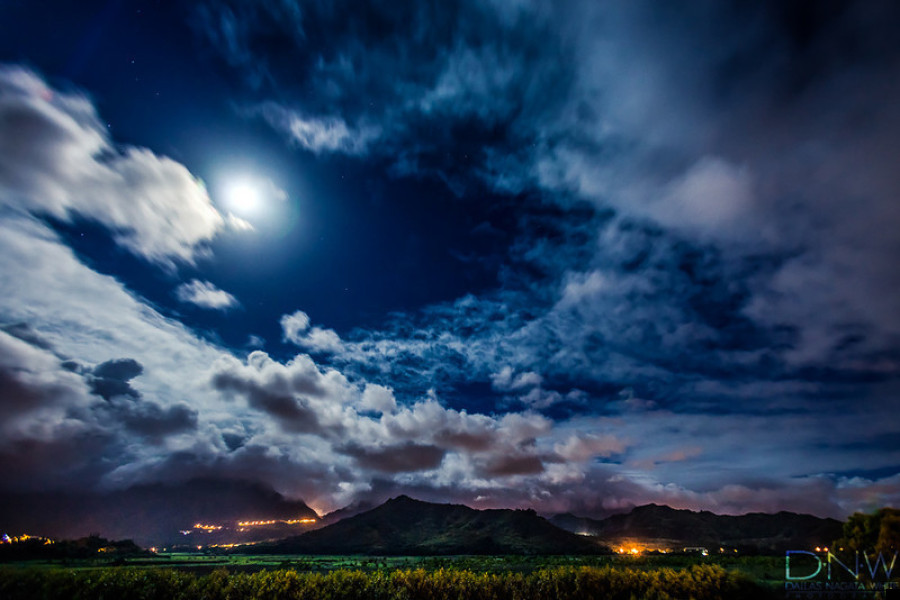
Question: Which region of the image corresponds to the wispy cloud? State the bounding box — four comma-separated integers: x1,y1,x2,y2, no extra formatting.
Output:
252,103,381,155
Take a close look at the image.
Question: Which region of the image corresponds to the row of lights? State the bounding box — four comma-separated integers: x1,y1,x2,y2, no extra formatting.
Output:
1,533,53,545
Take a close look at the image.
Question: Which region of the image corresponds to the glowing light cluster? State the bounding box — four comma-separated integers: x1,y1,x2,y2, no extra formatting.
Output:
237,519,277,527
237,517,317,527
1,533,53,545
193,523,223,531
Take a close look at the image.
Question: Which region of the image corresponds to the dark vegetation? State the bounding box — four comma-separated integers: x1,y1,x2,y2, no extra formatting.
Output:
262,496,609,555
0,563,775,600
835,507,900,554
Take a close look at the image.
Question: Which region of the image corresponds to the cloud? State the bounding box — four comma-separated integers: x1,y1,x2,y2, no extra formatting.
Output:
87,358,144,401
226,213,255,231
175,279,240,311
110,399,198,439
253,103,381,155
340,442,445,473
555,433,629,462
280,310,343,353
359,383,398,414
210,350,352,434
0,329,93,424
0,216,236,489
491,366,542,392
280,310,310,342
0,329,197,489
0,65,224,265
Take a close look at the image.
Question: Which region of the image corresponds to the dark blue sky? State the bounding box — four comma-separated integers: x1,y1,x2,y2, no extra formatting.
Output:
0,0,898,518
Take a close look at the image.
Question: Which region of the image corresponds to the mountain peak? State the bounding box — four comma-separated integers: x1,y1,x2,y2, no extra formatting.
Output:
387,494,418,503
269,496,608,555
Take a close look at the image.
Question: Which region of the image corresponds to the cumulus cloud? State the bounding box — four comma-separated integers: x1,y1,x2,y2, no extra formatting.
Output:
359,383,398,414
279,310,310,342
280,310,343,353
203,349,648,511
175,279,240,311
0,65,224,265
211,351,351,433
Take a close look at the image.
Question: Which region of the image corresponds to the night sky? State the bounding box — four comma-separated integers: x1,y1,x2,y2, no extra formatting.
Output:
1,0,898,519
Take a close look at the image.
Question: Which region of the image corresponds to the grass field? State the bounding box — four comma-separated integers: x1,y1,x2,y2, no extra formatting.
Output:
0,551,785,576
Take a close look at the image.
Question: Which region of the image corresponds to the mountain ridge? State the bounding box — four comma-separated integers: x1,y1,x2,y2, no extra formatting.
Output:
550,503,843,552
261,494,609,555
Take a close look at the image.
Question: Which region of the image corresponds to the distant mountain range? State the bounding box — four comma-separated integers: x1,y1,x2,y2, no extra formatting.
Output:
261,495,608,555
0,479,318,547
550,503,843,552
1,480,845,554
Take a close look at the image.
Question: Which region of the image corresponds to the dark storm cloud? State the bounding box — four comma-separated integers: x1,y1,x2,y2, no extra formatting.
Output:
340,442,445,473
88,358,144,400
107,398,198,439
93,358,143,381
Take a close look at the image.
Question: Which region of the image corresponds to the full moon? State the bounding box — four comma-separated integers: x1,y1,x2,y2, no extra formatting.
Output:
227,182,261,215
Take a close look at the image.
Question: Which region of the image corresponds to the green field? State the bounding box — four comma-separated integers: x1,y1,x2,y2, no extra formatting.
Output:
0,554,791,599
0,551,785,576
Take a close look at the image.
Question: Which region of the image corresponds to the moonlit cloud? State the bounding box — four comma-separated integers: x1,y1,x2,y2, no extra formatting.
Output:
254,103,381,155
0,65,225,265
280,310,344,354
176,279,240,311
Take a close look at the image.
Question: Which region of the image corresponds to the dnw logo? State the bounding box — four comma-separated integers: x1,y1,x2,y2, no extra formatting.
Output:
785,550,899,598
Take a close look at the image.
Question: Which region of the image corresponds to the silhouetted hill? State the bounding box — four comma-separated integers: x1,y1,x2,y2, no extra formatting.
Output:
550,504,842,552
0,478,318,547
266,495,609,555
